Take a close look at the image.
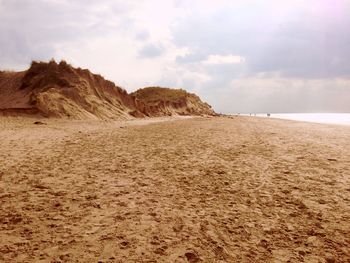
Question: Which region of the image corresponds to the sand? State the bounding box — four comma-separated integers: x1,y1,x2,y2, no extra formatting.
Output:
0,62,215,120
0,116,349,262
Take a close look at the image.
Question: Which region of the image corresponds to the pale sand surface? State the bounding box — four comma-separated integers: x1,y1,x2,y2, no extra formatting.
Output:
0,116,349,262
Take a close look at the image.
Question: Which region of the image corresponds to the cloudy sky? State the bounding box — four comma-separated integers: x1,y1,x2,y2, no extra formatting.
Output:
1,0,349,113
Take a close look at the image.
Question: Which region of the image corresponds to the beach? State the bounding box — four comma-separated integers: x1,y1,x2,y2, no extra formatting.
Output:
0,116,349,262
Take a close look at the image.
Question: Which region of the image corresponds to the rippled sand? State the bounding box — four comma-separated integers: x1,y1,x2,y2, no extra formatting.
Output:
0,116,349,262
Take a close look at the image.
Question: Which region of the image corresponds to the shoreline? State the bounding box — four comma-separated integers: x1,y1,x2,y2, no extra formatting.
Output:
1,113,350,127
229,113,350,127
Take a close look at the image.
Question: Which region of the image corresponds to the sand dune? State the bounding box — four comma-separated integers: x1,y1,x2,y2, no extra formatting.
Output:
0,116,349,262
0,61,215,119
131,87,215,117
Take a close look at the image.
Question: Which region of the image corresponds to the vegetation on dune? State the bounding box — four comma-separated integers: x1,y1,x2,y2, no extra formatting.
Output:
131,87,194,103
1,61,215,118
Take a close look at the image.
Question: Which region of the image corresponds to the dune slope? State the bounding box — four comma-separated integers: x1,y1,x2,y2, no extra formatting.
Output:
132,87,215,117
0,61,215,119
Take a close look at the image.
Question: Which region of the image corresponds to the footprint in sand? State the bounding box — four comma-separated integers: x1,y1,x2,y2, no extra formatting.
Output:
184,251,201,262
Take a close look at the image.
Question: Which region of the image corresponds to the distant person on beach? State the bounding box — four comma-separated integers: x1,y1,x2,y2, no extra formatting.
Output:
267,113,270,117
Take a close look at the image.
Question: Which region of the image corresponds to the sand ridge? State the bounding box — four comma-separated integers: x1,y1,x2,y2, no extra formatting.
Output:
0,61,215,120
0,117,349,262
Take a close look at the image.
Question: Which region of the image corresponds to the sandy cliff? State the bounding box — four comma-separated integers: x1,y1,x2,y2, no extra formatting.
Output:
0,61,215,119
131,87,215,117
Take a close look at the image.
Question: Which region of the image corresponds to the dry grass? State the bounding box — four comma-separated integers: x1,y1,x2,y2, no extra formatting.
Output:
1,62,214,119
132,87,191,103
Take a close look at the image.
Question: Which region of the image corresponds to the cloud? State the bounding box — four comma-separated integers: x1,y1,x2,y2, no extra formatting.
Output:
170,0,350,78
1,0,349,112
176,52,207,64
138,43,165,58
249,17,350,79
203,55,245,65
158,0,350,113
155,66,211,93
134,30,150,41
211,78,350,113
0,0,131,67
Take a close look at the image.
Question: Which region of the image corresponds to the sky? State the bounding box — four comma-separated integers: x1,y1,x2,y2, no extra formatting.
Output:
0,0,349,113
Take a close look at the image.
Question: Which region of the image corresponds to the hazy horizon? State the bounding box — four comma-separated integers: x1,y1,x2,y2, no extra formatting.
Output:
1,0,349,113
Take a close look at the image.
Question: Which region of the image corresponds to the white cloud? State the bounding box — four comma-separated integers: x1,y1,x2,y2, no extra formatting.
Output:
211,77,350,113
138,43,165,58
1,0,349,112
203,55,245,65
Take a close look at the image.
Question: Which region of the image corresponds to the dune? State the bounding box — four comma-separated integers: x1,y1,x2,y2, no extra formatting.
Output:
131,87,215,117
0,60,215,119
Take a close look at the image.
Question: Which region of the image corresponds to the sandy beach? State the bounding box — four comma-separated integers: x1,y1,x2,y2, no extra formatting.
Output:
0,116,349,262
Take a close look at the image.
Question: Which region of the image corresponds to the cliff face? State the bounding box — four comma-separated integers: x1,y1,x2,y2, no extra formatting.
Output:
131,87,215,117
0,61,141,119
0,61,215,119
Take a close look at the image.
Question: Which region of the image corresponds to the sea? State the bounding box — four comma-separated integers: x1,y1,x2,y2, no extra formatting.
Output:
242,113,350,126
